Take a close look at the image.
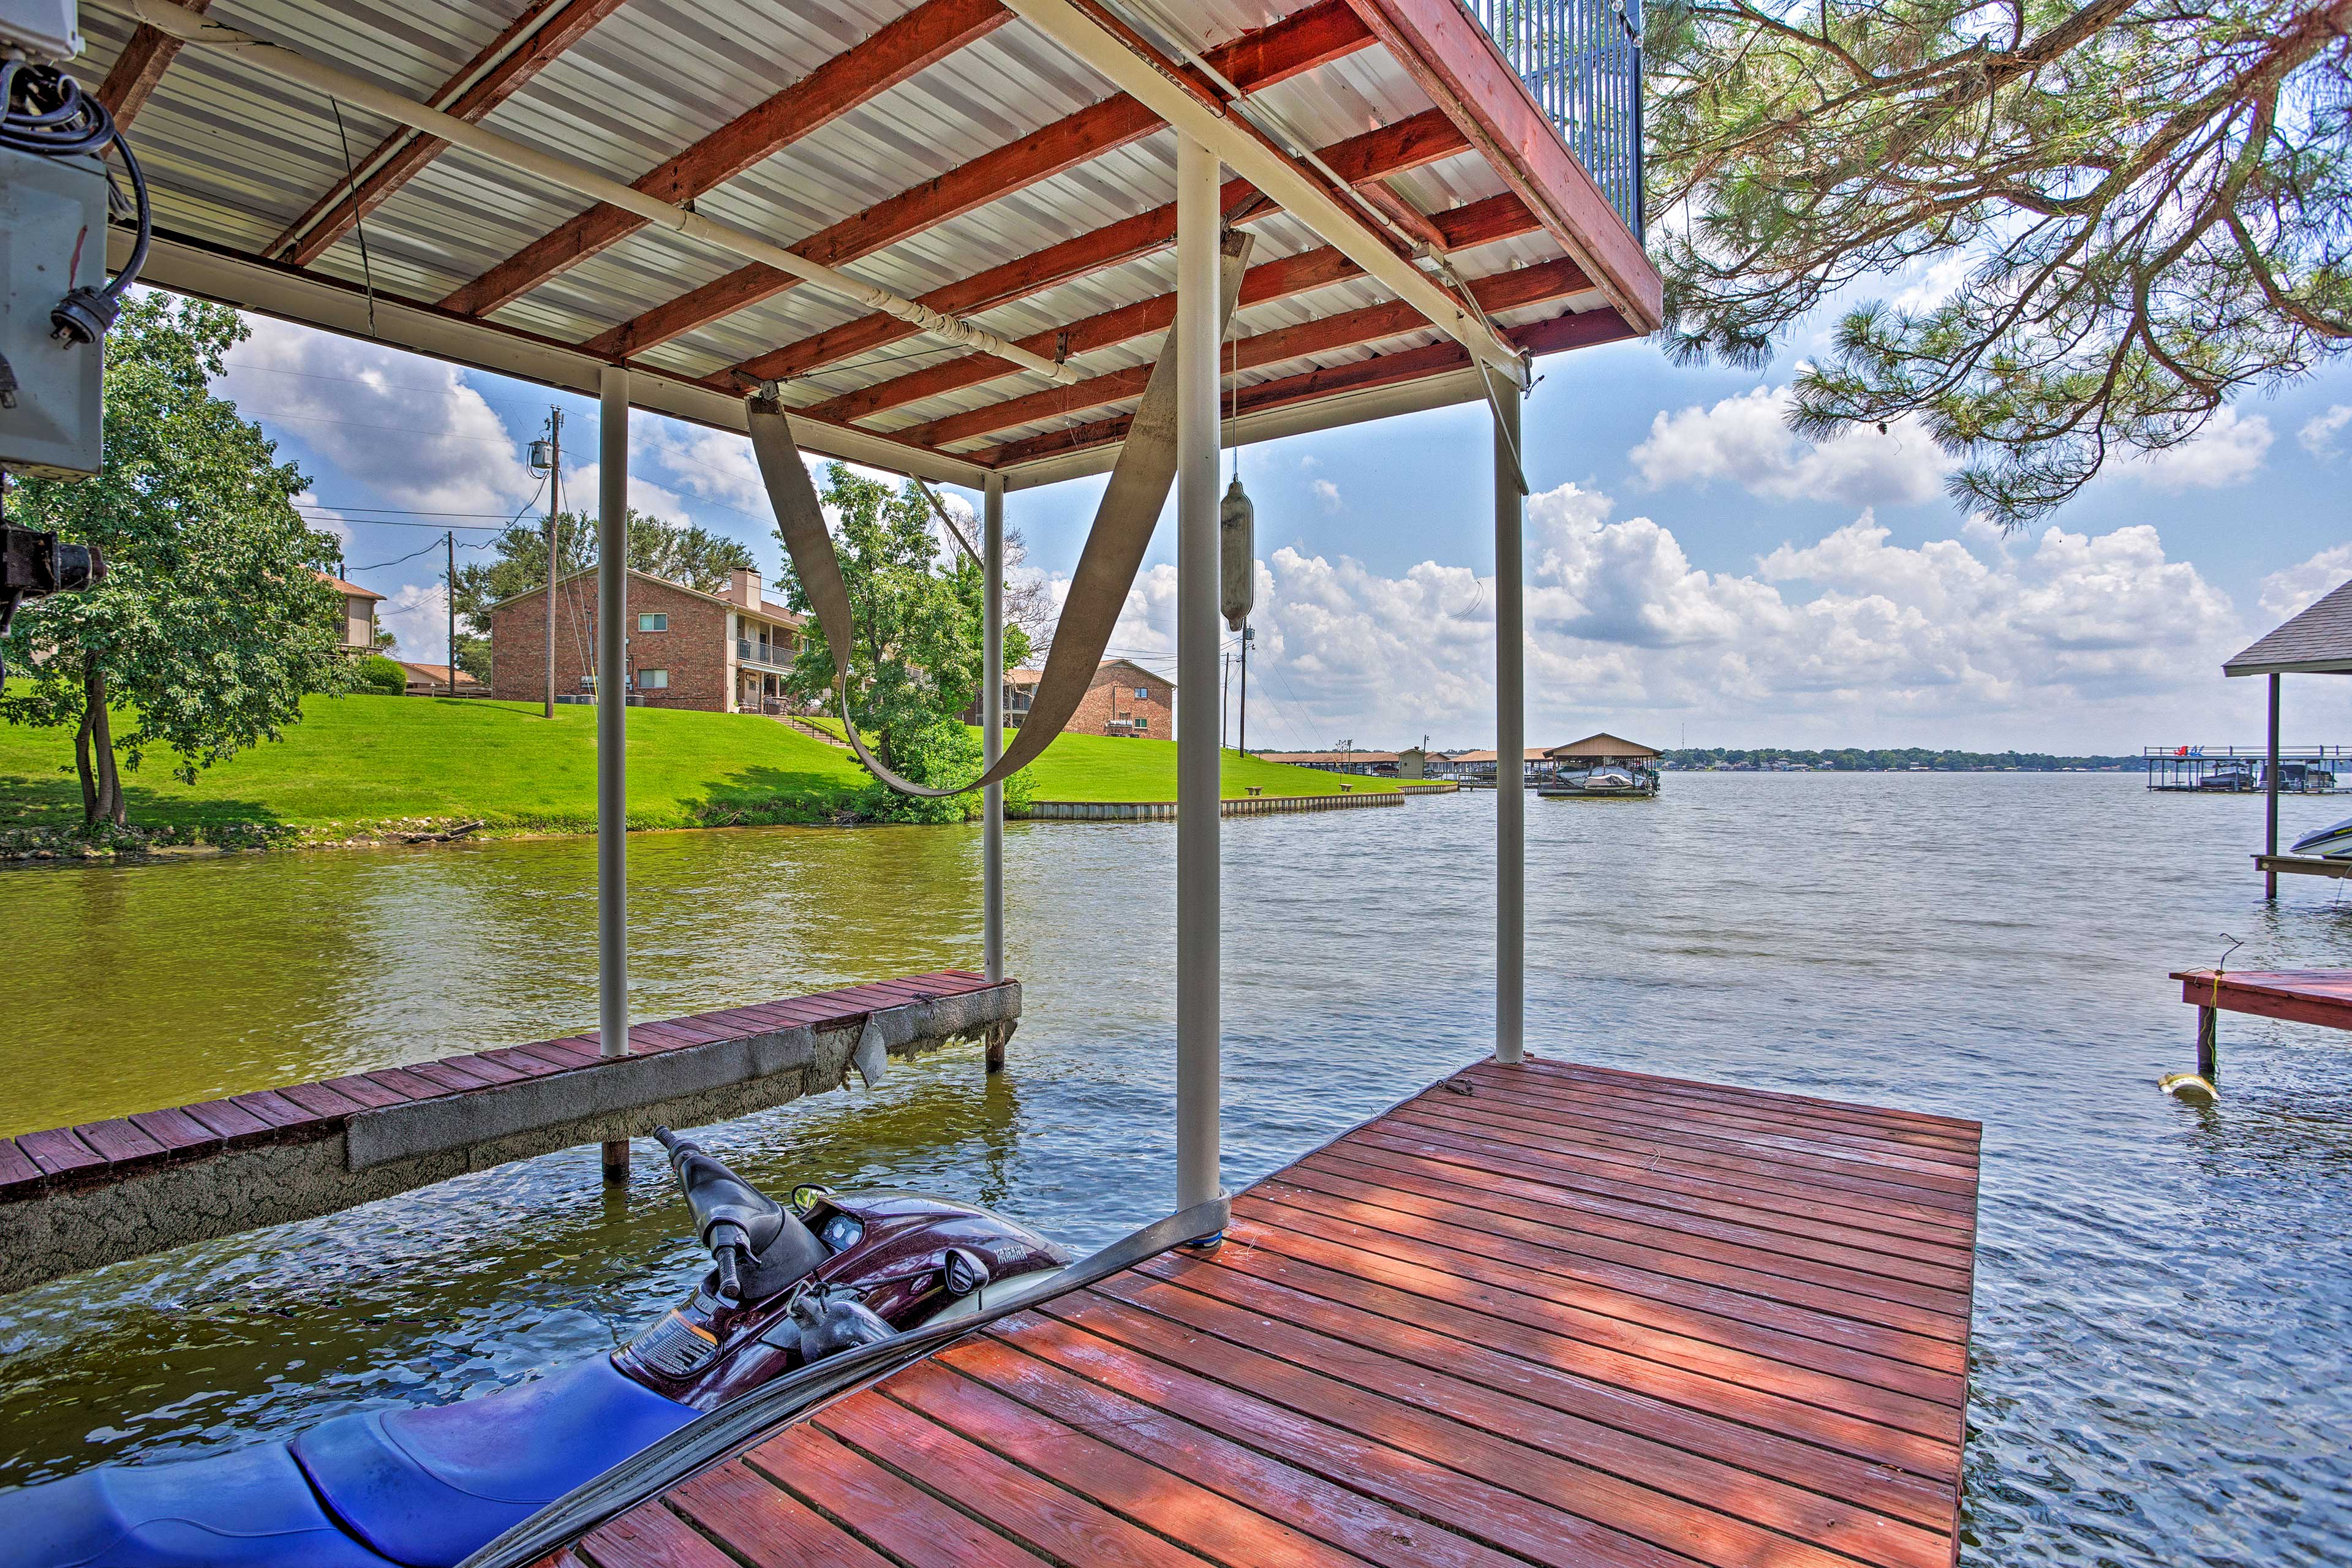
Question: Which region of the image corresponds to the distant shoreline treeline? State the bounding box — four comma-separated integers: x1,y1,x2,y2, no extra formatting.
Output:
1659,747,2139,772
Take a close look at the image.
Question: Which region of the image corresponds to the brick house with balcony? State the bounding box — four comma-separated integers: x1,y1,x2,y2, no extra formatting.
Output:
973,658,1173,737
484,566,804,714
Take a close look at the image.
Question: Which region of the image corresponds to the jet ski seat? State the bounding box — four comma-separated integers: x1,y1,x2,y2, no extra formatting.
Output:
288,1357,698,1568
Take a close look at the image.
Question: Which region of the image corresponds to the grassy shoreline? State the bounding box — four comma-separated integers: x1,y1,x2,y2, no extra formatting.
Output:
0,695,1404,856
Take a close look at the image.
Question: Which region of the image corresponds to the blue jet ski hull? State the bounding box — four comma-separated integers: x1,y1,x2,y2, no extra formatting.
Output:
0,1356,696,1568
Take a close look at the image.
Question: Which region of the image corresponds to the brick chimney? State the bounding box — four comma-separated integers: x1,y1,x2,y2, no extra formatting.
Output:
725,567,762,608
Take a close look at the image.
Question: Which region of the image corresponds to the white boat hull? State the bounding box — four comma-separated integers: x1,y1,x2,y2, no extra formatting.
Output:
2291,815,2352,859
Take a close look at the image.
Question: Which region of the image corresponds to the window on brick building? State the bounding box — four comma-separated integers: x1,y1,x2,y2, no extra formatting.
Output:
640,669,669,690
638,612,667,631
1134,687,1148,699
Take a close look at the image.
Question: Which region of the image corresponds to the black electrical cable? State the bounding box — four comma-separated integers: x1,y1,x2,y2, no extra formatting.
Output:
2,59,153,338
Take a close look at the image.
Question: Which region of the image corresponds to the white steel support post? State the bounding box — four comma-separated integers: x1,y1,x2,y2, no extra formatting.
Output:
597,367,631,1182
1494,388,1525,1066
1174,135,1224,1223
983,474,1006,997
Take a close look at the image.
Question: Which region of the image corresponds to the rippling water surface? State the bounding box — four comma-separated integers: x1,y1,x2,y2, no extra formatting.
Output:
4,774,2350,1565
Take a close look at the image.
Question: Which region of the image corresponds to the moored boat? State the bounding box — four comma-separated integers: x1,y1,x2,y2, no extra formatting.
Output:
1539,765,1659,799
2291,815,2352,859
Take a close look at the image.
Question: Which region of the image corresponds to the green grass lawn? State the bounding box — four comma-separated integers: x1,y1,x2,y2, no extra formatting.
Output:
799,715,1405,802
1018,729,1407,801
0,694,1396,838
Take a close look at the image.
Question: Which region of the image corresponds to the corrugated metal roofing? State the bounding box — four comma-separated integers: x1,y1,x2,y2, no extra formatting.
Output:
80,0,1647,480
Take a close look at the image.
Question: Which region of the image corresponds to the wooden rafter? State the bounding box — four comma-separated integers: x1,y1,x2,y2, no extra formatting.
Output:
984,303,1632,469
808,189,1539,426
577,0,1378,359
268,0,631,268
905,254,1591,451
437,0,1011,317
1341,0,1661,331
93,0,211,129
729,105,1482,394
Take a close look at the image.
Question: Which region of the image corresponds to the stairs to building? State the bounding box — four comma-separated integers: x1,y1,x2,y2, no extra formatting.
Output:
770,712,849,748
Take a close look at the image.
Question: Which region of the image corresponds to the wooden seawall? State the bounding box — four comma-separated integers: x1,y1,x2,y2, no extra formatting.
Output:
1022,793,1406,821
0,971,1018,1296
554,1055,1981,1568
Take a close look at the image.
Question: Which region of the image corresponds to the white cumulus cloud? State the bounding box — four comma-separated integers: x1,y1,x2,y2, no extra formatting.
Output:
1629,385,1952,507
1074,482,2252,750
2259,543,2352,620
377,579,449,662
221,318,537,515
2134,406,2272,490
2299,404,2351,461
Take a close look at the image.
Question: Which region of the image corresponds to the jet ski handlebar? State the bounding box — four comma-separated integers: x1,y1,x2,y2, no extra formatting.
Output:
652,1127,787,1302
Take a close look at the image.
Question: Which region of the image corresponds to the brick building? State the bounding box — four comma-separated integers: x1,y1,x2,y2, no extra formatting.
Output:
975,658,1173,737
484,567,804,714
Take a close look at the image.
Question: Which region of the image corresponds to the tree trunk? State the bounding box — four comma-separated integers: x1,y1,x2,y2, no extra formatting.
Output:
81,655,124,827
74,701,97,823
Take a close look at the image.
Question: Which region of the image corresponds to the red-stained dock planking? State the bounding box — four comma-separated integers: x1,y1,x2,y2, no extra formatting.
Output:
2173,967,2352,1031
0,971,1005,1200
548,1055,1980,1568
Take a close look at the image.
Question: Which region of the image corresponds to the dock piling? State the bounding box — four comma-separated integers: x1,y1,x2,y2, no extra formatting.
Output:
597,365,631,1185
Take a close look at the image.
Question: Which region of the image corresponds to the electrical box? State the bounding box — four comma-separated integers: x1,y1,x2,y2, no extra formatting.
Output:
0,0,82,62
0,145,108,478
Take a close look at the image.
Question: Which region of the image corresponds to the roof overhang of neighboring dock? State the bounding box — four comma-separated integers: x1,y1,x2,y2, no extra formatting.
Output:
85,0,1658,491
2224,577,2352,677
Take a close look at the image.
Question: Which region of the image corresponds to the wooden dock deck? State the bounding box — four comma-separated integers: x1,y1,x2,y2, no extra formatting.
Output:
554,1055,1981,1568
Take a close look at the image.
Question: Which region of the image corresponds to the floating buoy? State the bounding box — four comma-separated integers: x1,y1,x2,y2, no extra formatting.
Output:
2159,1071,2218,1102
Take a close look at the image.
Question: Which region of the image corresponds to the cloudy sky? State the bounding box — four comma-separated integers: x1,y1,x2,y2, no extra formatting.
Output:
222,279,2352,757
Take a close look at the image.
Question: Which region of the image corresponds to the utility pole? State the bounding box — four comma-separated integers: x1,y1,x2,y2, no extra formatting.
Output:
1239,623,1252,755
541,410,562,718
1221,649,1231,750
445,530,456,698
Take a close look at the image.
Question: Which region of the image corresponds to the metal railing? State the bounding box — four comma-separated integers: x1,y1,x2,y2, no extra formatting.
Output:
737,638,795,667
1468,0,1644,235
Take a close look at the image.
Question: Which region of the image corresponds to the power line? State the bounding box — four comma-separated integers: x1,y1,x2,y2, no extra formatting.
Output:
344,537,445,573
296,504,538,518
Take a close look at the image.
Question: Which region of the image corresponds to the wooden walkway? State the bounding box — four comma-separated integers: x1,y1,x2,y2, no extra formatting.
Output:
554,1055,1981,1568
2172,966,2352,1079
1,971,1016,1295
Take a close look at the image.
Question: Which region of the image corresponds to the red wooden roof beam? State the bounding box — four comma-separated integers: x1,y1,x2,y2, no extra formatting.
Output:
813,188,1539,426
1342,0,1661,332
907,253,1591,451
92,0,211,129
726,100,1479,393
579,0,1379,358
268,0,633,268
982,303,1633,467
440,0,1012,317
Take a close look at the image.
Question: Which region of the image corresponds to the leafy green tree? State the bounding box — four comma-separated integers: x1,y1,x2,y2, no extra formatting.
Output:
450,509,755,680
774,464,1031,773
1648,0,2352,524
356,654,407,693
854,719,1038,823
1,295,350,827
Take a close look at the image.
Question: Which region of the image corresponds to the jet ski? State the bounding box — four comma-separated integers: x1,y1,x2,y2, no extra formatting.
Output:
0,1128,1068,1568
2292,815,2352,859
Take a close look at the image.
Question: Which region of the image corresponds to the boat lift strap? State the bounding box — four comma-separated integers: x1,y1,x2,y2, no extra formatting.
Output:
748,231,1253,797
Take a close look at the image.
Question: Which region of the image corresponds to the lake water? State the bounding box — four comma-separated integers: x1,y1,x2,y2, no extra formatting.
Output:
3,774,2350,1566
